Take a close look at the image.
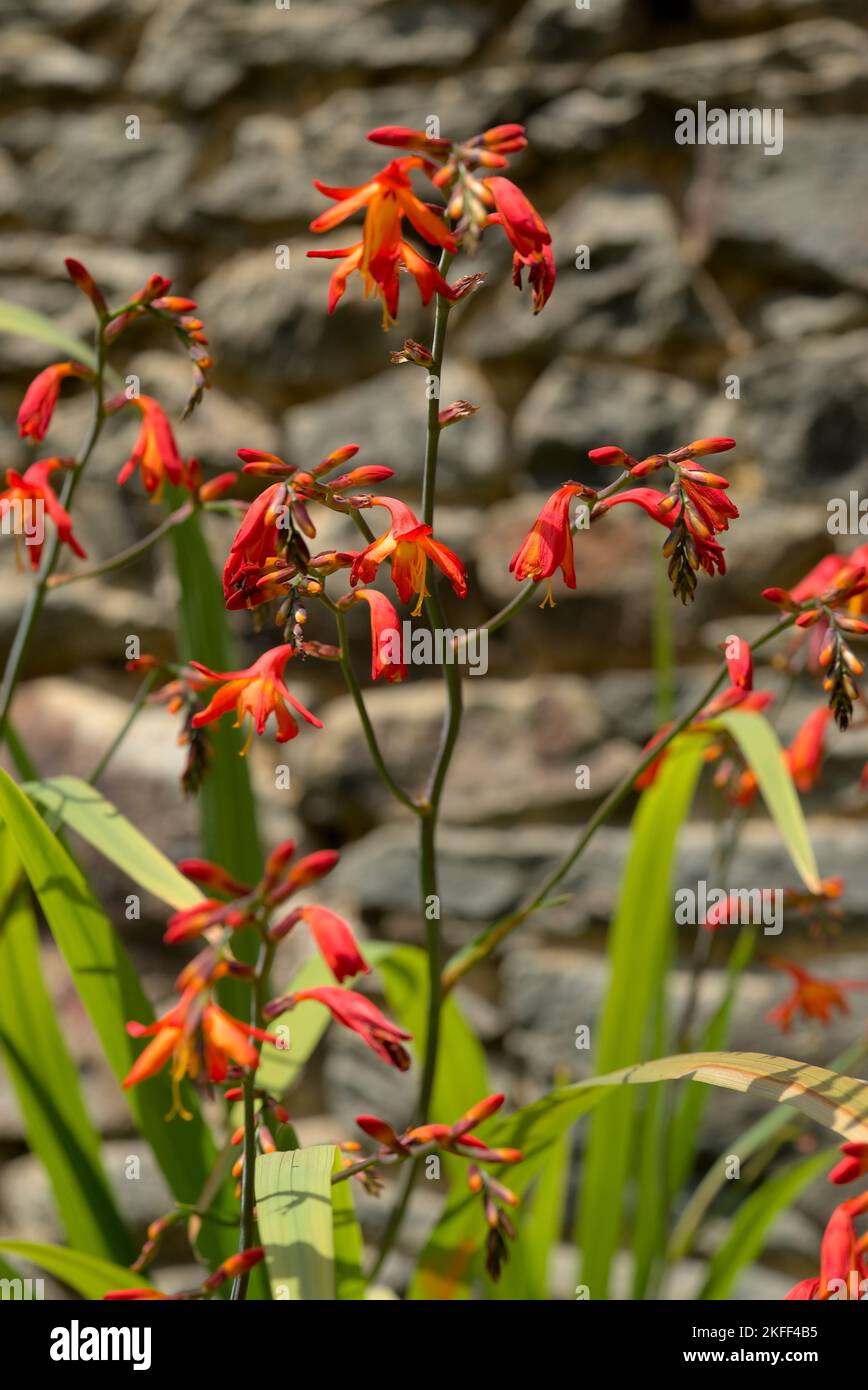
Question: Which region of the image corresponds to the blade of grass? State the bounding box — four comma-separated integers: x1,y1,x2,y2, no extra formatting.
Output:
577,735,709,1299
0,1241,155,1300
0,827,134,1263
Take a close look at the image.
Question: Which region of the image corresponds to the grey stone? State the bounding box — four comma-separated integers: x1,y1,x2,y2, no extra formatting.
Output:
282,361,507,501
461,189,695,365
0,28,115,92
20,110,196,240
512,358,706,484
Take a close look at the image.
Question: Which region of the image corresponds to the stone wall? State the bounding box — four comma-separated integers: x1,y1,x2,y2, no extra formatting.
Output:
1,0,868,1294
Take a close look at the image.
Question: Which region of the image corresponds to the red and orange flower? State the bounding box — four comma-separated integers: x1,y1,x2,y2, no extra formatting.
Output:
17,361,90,442
191,643,323,752
766,957,868,1032
265,984,412,1070
308,156,456,327
0,456,86,569
349,496,467,616
114,394,184,499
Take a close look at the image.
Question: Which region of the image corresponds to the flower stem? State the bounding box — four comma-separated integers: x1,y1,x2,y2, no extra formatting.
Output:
48,501,194,588
421,250,454,528
441,615,796,991
325,596,420,813
0,329,107,746
230,937,272,1302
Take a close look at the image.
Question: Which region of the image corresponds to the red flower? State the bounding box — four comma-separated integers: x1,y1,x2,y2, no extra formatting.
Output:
293,906,369,984
115,395,184,499
123,985,276,1118
191,644,322,752
17,362,90,441
103,1289,169,1301
786,1190,868,1299
307,239,458,328
829,1143,868,1186
203,1247,265,1291
266,985,412,1070
340,587,407,682
484,177,555,313
767,958,868,1032
0,457,86,568
509,482,587,606
350,496,467,616
309,156,456,326
786,706,832,791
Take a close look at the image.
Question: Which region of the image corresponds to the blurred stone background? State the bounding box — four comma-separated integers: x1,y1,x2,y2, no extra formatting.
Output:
1,0,867,1297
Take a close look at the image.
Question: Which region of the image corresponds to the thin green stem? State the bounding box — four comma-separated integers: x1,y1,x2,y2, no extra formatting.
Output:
230,937,273,1301
48,502,193,588
88,671,158,785
0,330,108,746
441,615,796,992
421,250,454,528
325,596,420,814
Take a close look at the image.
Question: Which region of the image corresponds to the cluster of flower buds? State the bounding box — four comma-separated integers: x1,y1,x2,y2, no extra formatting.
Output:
224,444,392,630
764,549,868,730
167,840,369,983
104,1247,265,1301
127,654,214,794
344,1094,523,1278
307,125,553,323
592,437,738,603
227,1088,291,1196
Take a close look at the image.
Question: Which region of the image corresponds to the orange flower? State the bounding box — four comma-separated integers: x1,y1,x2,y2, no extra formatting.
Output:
349,496,467,617
286,906,370,984
767,958,868,1032
484,176,555,313
307,239,458,328
509,482,587,606
340,587,407,682
190,643,323,752
17,362,90,441
115,395,184,499
0,457,86,568
203,1247,265,1291
309,156,456,326
786,706,832,791
265,985,412,1070
123,986,276,1118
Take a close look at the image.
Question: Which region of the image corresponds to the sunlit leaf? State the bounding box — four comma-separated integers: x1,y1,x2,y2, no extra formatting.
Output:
0,1241,154,1301
255,1146,338,1300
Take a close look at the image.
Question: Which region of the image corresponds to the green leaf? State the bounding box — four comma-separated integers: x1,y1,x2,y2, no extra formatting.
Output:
577,735,708,1299
489,1123,569,1301
255,1146,338,1300
0,298,98,368
667,925,756,1199
0,827,133,1263
366,941,489,1124
331,1150,366,1300
0,769,235,1274
414,1049,868,1299
25,776,204,910
0,1241,154,1301
716,711,821,892
698,1149,834,1300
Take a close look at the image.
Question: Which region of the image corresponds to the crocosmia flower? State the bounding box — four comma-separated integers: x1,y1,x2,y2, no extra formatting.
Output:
191,643,323,752
785,1189,868,1299
339,587,407,682
17,361,90,441
0,457,86,569
307,240,458,328
123,984,276,1119
767,958,868,1032
265,985,412,1070
509,482,588,606
115,395,184,499
484,176,555,313
829,1143,868,1186
308,156,456,326
350,497,467,616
